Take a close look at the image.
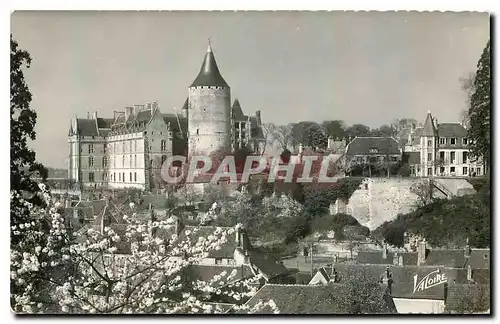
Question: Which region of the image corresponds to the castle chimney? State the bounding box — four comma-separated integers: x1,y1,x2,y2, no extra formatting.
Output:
255,110,262,126
92,111,98,120
464,237,471,257
417,239,427,265
403,232,410,251
467,265,472,281
125,107,134,120
235,227,241,245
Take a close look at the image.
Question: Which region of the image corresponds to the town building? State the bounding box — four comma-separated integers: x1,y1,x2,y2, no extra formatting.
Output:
404,111,484,177
68,41,265,191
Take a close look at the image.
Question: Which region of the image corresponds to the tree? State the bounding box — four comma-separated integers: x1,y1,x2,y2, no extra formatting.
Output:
468,40,490,171
459,72,476,128
273,124,294,151
370,125,395,137
410,179,434,208
345,124,371,138
321,120,346,139
445,284,490,314
260,122,277,155
304,123,328,150
10,35,54,313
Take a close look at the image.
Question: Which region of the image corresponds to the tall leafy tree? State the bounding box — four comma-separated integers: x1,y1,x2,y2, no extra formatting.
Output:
345,124,371,138
468,40,490,171
11,34,48,206
321,120,346,139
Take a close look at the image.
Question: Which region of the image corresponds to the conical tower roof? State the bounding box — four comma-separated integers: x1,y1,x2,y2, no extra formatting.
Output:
421,110,437,136
190,40,229,88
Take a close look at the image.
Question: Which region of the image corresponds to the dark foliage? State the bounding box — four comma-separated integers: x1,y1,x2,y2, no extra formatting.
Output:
467,39,491,170
372,186,490,248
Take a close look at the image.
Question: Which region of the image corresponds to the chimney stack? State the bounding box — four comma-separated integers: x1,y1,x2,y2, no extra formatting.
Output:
467,265,472,281
382,242,387,259
417,239,427,265
403,232,410,251
125,107,134,120
464,237,471,257
393,252,398,266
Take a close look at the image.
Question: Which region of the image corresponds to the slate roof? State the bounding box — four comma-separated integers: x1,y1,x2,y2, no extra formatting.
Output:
190,44,229,88
162,113,188,133
421,250,462,267
249,116,264,139
357,251,418,266
96,118,113,129
247,249,290,280
231,99,245,121
137,194,168,210
345,137,400,156
75,119,99,136
421,112,437,137
181,98,188,111
243,283,396,314
467,249,490,269
437,123,467,138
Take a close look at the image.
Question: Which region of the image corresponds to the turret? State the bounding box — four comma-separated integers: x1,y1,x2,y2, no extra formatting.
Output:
187,39,231,156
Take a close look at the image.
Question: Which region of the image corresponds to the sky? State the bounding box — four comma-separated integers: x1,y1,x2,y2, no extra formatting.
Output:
11,11,490,168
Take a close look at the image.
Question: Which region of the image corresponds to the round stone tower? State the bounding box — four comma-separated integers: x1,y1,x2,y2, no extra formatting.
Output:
188,41,231,157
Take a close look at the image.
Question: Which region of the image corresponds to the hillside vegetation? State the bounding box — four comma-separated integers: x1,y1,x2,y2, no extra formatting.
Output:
372,179,490,248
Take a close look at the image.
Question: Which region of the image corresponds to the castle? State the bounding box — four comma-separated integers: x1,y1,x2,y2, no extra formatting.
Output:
68,41,265,190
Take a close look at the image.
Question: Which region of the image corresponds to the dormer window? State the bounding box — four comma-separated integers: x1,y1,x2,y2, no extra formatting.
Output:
440,138,446,145
463,138,468,145
450,138,456,145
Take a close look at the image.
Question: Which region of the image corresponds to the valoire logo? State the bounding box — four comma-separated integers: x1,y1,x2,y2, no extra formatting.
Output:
413,269,447,293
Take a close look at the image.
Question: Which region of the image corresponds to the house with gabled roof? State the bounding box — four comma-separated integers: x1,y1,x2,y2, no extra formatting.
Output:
240,282,397,314
404,111,485,177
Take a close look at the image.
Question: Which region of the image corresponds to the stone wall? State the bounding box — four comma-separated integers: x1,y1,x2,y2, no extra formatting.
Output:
340,178,421,230
335,177,476,231
188,86,231,156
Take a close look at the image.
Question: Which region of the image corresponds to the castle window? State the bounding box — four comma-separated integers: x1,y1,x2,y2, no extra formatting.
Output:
119,173,121,181
462,152,468,163
161,140,166,152
134,155,137,168
463,167,468,175
450,152,456,164
130,141,133,152
134,172,137,182
103,144,107,154
450,138,456,145
102,157,107,168
113,173,116,181
122,155,125,167
196,129,199,135
427,140,432,147
463,138,468,145
122,172,125,182
161,155,167,166
89,156,94,167
427,153,432,162
450,167,455,174
130,172,132,182
440,138,446,145
89,172,94,182
130,155,133,168
88,144,94,154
